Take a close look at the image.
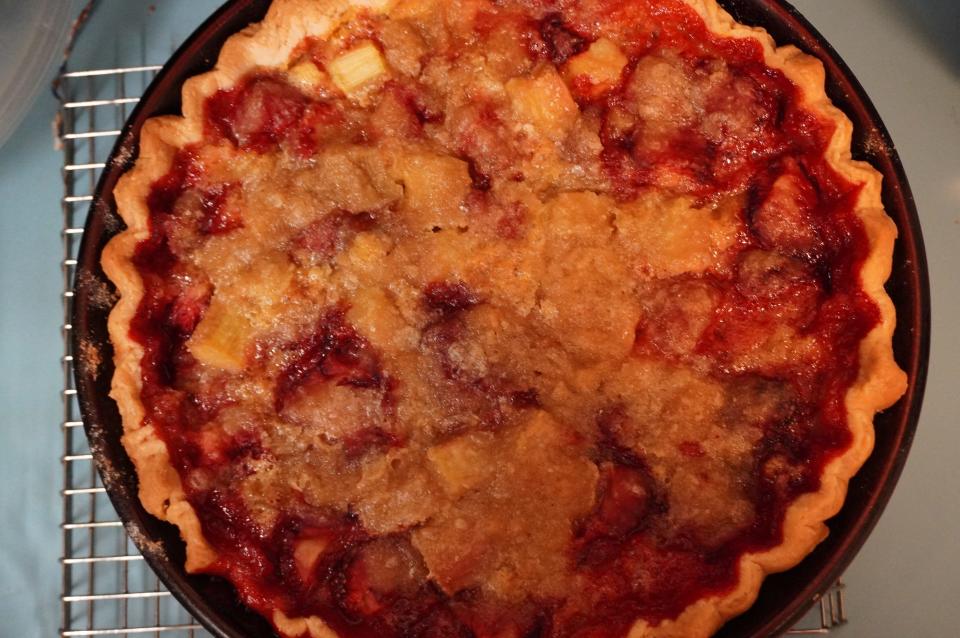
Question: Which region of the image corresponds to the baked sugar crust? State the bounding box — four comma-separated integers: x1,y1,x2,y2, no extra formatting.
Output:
102,0,908,636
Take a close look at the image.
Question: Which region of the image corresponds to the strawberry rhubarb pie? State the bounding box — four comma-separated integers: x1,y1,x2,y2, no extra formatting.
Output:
103,0,907,636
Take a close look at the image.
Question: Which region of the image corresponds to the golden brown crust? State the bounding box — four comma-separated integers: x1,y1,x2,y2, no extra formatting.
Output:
103,0,907,636
105,120,220,572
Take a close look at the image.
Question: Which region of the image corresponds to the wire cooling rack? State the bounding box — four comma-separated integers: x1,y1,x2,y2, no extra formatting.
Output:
59,63,207,638
56,61,847,638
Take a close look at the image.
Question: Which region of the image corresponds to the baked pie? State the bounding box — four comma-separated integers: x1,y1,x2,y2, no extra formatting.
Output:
103,0,907,636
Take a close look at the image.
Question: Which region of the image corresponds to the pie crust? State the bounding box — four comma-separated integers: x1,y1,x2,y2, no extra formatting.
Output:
101,1,908,637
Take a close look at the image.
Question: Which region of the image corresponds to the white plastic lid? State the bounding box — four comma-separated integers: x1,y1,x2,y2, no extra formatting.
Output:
0,0,73,148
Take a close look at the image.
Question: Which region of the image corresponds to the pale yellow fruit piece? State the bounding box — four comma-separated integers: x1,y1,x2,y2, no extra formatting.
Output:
350,0,393,9
293,537,329,582
329,41,388,94
272,611,338,638
565,37,628,90
506,66,579,142
287,60,327,91
188,255,294,371
188,299,252,372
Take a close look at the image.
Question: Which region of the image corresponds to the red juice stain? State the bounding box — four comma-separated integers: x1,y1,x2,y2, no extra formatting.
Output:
678,441,706,458
205,74,340,157
274,307,388,412
422,280,480,318
198,183,243,235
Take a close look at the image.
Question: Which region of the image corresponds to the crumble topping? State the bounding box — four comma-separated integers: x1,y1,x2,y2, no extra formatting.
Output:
127,1,881,635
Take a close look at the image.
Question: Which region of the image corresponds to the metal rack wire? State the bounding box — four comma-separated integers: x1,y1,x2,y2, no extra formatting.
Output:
55,60,847,638
58,63,208,638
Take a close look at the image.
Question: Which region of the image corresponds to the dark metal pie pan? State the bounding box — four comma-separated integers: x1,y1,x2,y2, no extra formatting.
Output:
72,1,930,636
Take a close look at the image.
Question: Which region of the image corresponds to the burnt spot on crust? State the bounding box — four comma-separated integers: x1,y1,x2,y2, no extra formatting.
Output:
78,270,119,310
78,338,104,381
